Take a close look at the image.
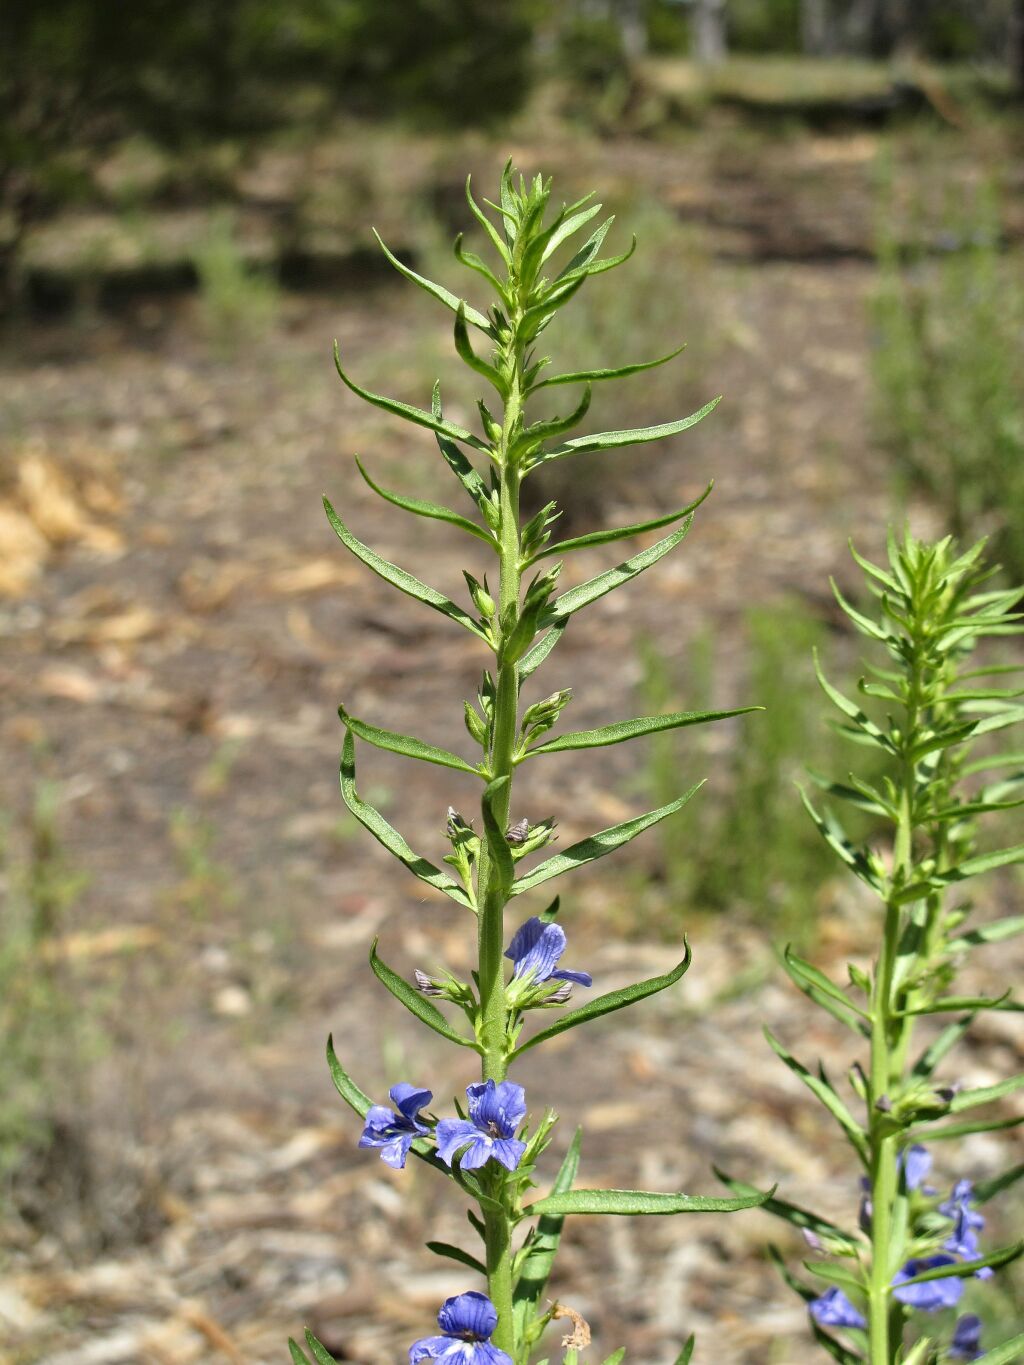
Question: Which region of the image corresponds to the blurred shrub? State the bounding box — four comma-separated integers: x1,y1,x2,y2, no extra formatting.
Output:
872,181,1024,577
729,0,802,53
638,600,879,938
191,210,279,352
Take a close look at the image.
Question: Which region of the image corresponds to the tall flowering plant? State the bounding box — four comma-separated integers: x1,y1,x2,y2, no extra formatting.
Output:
720,533,1024,1364
287,165,770,1365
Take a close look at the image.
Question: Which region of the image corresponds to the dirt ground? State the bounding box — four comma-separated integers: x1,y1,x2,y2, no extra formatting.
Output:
0,125,1022,1364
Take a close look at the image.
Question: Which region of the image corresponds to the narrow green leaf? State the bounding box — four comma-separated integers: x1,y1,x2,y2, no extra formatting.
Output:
544,520,695,620
426,1241,487,1275
830,579,892,642
454,302,506,392
913,1114,1024,1142
950,1074,1024,1112
947,916,1024,954
804,1261,864,1296
372,229,493,332
512,947,692,1059
481,775,515,892
800,789,882,891
937,843,1024,884
765,1030,869,1163
974,1334,1024,1365
895,993,1020,1017
814,653,895,752
453,234,507,299
714,1169,861,1250
527,1186,773,1217
809,1326,863,1365
465,175,510,265
911,1013,975,1079
892,1240,1024,1286
767,1243,817,1304
674,1339,695,1365
514,1128,582,1330
537,201,602,265
553,216,614,281
354,456,496,546
433,383,491,512
304,1332,339,1365
339,706,479,775
531,345,686,392
526,484,712,566
511,787,704,896
324,497,487,639
974,1162,1024,1204
334,341,489,450
288,1340,313,1365
519,619,567,680
600,1352,626,1365
556,233,637,287
538,396,721,464
369,939,477,1049
781,946,870,1032
528,707,760,757
339,730,472,908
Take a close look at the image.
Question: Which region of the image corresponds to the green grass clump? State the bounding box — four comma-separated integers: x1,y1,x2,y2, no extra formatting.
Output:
191,209,279,352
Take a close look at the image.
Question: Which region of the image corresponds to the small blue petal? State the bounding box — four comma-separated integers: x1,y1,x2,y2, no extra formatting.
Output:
899,1144,932,1192
489,1138,526,1171
892,1257,963,1311
457,1137,495,1171
950,1314,983,1360
506,918,566,982
379,1134,413,1169
409,1334,456,1362
475,1346,514,1365
438,1291,498,1340
808,1287,866,1329
551,968,593,986
467,1080,527,1137
391,1083,433,1122
435,1118,481,1167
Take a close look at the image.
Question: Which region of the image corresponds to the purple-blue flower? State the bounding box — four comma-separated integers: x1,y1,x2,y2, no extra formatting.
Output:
940,1180,991,1275
505,918,592,990
892,1256,964,1311
808,1287,866,1330
409,1291,513,1365
435,1080,527,1172
358,1083,432,1169
950,1314,983,1361
899,1144,933,1193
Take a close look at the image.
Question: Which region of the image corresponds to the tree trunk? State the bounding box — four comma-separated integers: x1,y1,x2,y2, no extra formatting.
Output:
692,0,727,65
800,0,838,55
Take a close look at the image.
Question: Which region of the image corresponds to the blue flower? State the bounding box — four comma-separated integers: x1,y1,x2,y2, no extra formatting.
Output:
505,918,592,991
940,1180,991,1275
358,1083,432,1169
898,1144,933,1193
435,1080,527,1172
808,1287,866,1330
409,1291,513,1365
892,1256,964,1311
950,1314,983,1361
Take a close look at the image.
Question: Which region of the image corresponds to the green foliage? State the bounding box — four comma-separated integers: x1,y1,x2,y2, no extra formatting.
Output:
760,530,1024,1362
300,163,766,1364
190,210,279,352
872,180,1024,577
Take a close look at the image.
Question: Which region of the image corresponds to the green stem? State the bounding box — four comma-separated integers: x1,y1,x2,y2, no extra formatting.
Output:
474,317,525,1360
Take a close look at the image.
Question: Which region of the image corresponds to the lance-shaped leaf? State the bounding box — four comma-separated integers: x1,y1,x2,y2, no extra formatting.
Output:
339,705,480,775
930,843,1024,887
465,175,510,266
515,385,593,453
510,787,704,896
527,706,759,757
530,344,686,392
526,1185,773,1217
454,302,506,393
519,619,567,681
288,1340,313,1365
893,1240,1024,1287
804,1261,864,1297
525,484,712,567
513,1128,582,1334
453,235,508,300
536,396,721,465
426,1241,487,1275
372,229,494,333
944,917,1024,950
814,652,895,752
974,1335,1024,1365
334,341,489,450
511,946,692,1059
324,497,487,640
765,1030,869,1163
800,789,883,892
303,1331,339,1365
915,1114,1024,1142
911,1012,975,1079
895,993,1021,1017
543,520,694,620
531,199,601,270
481,775,515,893
369,939,478,1050
553,216,614,281
781,945,870,1035
949,1073,1024,1111
354,456,496,547
974,1161,1024,1204
339,730,472,908
674,1340,695,1365
714,1169,862,1251
432,383,491,512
